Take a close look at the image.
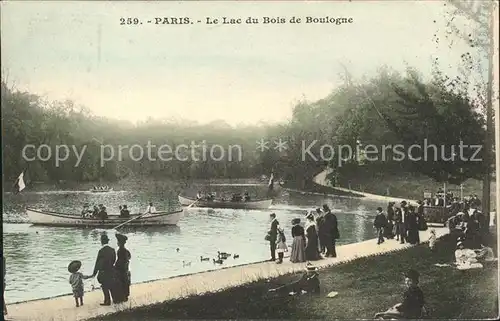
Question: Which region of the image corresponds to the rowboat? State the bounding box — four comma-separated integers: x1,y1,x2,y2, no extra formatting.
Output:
89,188,113,193
26,208,184,227
178,195,272,210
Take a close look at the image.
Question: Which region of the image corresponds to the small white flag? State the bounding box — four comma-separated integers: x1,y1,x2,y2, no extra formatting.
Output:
268,172,274,188
15,171,26,193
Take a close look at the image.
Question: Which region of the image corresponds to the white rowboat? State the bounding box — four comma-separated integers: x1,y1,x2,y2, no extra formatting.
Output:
26,208,184,227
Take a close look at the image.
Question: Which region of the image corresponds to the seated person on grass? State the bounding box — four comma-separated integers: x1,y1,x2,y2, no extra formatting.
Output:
455,240,496,269
268,264,320,295
375,269,425,319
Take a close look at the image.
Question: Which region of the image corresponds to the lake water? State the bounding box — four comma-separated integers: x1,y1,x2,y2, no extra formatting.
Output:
2,179,386,303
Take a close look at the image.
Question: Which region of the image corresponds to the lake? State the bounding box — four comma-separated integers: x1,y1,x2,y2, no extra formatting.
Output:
2,178,386,303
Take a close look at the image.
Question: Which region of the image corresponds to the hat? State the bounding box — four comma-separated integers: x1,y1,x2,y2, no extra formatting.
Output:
270,213,276,217
315,208,322,213
292,218,301,225
306,212,314,220
68,260,82,273
116,233,128,244
101,233,109,243
401,201,407,205
376,207,383,212
457,241,464,248
123,205,127,208
322,204,330,211
403,269,419,281
305,263,318,272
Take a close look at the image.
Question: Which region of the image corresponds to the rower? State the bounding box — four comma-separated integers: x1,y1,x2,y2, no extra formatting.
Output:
81,204,91,217
120,205,130,218
98,205,108,220
196,191,203,200
244,192,251,202
145,202,156,214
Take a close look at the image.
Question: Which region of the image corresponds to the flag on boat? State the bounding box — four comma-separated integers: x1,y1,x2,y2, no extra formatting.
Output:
268,172,274,190
13,171,26,194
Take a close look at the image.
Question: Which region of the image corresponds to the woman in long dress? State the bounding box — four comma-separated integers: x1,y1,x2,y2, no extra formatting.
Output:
290,218,306,263
114,233,132,303
305,212,321,261
406,206,420,245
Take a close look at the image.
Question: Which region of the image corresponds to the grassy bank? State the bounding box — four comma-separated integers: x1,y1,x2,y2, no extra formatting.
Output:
92,231,498,320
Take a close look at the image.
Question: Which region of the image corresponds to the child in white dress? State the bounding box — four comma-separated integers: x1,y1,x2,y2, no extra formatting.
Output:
428,229,436,250
276,228,288,264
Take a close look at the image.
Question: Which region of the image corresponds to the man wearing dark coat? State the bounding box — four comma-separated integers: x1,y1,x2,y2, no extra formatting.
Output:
92,233,117,305
322,204,339,257
268,213,279,261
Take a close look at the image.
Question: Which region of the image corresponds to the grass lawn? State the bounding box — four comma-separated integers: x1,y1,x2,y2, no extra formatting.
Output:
93,231,498,320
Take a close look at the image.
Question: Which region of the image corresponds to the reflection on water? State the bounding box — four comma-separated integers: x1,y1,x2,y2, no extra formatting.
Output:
2,180,386,303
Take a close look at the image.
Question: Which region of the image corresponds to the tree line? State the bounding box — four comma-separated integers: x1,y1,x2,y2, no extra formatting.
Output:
1,65,487,187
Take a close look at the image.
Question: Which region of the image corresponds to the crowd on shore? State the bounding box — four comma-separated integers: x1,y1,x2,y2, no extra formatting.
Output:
263,190,495,319
265,204,339,264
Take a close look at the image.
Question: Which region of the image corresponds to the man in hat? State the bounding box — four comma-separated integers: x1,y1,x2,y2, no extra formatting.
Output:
373,207,387,245
92,233,117,305
322,204,339,257
268,264,320,295
268,213,279,261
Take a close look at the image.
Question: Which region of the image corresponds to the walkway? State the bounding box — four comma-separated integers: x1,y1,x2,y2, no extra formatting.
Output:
6,228,447,321
312,168,419,204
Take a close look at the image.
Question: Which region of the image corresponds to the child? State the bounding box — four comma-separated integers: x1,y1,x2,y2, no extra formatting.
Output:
276,228,288,264
428,229,436,250
68,260,92,307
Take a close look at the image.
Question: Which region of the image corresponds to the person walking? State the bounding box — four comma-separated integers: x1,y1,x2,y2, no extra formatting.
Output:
374,207,387,245
92,233,117,305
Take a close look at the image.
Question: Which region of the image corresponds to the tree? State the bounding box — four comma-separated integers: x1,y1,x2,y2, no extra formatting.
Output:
433,0,497,213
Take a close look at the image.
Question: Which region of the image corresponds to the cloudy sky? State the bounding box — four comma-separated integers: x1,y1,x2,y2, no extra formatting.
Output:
1,0,478,125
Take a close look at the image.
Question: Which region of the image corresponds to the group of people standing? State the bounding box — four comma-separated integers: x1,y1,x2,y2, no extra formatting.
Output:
68,233,132,307
376,200,426,245
266,204,340,264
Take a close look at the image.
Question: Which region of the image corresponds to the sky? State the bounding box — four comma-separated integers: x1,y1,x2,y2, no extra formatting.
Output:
1,0,482,126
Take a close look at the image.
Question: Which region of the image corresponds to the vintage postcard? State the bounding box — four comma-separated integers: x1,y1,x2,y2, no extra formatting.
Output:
1,0,499,320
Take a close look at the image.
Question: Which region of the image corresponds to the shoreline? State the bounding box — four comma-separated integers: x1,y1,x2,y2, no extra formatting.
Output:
6,227,448,321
